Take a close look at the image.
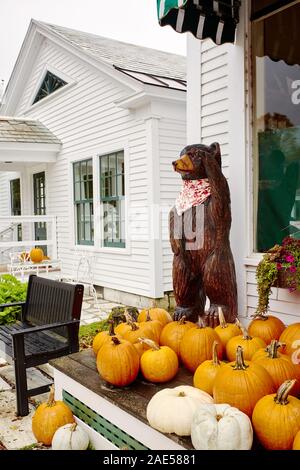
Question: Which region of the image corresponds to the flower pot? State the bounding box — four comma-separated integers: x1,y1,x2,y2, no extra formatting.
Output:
274,270,297,289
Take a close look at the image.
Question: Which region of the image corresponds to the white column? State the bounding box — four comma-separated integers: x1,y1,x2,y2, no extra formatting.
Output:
145,116,164,299
227,0,248,318
186,34,202,143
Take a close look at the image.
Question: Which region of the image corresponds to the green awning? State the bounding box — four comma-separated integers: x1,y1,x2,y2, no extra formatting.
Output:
157,0,240,45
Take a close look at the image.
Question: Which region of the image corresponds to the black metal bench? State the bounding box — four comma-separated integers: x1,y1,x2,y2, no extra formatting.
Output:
0,275,84,416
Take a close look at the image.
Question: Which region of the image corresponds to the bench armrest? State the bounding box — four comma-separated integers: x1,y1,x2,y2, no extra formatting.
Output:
10,319,80,336
0,301,26,309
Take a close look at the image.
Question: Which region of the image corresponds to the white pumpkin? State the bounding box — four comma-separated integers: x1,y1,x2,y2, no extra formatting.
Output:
51,423,90,450
147,385,213,436
191,404,253,450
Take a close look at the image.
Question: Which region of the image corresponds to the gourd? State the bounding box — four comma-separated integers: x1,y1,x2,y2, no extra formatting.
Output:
214,307,241,348
180,318,223,372
96,336,139,387
252,380,300,450
147,385,213,436
32,387,75,445
140,339,178,383
51,423,90,450
226,322,266,361
30,247,44,263
293,430,300,450
248,313,285,344
159,316,196,357
251,340,300,396
191,404,253,450
193,341,225,395
138,308,172,326
279,323,300,357
92,321,116,355
213,346,275,417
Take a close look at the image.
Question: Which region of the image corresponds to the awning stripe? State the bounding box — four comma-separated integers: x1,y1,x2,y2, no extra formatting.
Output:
157,0,240,45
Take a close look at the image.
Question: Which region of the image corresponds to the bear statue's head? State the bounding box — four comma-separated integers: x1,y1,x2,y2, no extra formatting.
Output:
172,142,221,180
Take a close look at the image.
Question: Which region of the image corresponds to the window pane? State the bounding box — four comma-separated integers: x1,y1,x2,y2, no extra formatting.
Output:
74,163,80,182
109,154,116,176
117,152,125,196
84,203,91,241
74,182,81,201
87,159,93,180
253,3,300,252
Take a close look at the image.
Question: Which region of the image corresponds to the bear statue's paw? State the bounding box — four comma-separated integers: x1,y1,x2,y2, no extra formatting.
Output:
204,304,223,328
174,305,204,323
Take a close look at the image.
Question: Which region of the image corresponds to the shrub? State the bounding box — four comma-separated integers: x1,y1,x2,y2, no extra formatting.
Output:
0,274,27,324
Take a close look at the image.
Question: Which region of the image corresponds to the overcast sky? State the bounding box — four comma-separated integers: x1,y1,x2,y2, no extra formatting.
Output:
0,0,186,86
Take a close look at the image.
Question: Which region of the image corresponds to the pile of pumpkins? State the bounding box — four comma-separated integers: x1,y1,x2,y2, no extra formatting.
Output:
93,307,300,450
31,386,90,450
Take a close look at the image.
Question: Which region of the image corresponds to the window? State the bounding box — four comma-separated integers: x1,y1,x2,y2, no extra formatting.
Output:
73,159,94,245
100,151,125,248
252,1,300,252
10,178,22,241
33,71,67,105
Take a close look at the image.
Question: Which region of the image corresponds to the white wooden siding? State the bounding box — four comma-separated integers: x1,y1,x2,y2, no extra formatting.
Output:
159,118,186,292
11,38,152,297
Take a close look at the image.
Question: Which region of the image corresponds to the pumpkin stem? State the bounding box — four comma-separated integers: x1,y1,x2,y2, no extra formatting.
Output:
232,346,249,370
146,310,151,322
47,386,56,407
178,391,186,397
218,307,227,328
138,337,160,351
236,320,252,340
274,379,297,405
178,316,187,325
70,423,77,432
266,340,285,359
108,320,116,336
111,336,121,346
212,341,220,366
251,312,268,321
128,321,139,331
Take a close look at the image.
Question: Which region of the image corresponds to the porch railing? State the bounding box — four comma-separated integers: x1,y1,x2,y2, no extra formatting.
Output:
0,215,58,263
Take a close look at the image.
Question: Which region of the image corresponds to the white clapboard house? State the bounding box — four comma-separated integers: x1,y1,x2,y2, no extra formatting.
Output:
0,19,186,307
157,0,300,324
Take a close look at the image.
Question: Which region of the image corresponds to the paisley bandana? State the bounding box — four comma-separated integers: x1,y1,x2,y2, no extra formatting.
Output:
175,179,211,216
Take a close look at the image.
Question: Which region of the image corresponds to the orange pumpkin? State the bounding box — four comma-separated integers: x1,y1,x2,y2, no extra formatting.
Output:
252,340,300,397
252,380,300,450
96,336,139,387
30,247,44,263
92,321,117,355
213,346,275,417
138,308,172,326
160,316,196,357
248,313,285,344
180,319,223,373
140,311,164,343
122,322,156,344
193,341,225,395
214,307,241,348
140,339,178,383
32,387,75,445
279,323,300,358
293,430,300,450
226,322,266,361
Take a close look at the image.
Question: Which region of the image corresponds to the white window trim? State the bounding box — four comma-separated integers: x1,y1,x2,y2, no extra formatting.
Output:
25,64,77,113
69,142,131,255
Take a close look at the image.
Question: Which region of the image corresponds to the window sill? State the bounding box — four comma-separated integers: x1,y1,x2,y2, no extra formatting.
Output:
73,244,130,255
244,255,263,267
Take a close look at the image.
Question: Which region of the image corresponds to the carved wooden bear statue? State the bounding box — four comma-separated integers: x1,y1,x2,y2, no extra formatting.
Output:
169,142,238,327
